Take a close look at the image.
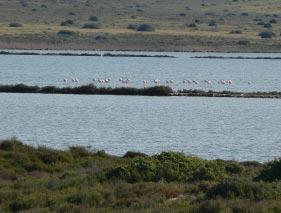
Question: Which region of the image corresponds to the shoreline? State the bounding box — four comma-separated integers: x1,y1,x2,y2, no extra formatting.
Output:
2,47,281,54
1,84,281,99
0,50,174,58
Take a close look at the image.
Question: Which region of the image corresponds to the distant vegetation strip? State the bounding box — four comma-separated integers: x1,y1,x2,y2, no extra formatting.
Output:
0,84,173,96
175,89,281,99
1,84,281,99
192,56,281,60
1,138,281,212
0,51,174,58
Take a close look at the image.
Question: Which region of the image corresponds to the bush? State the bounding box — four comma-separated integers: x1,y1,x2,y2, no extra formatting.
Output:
9,22,22,27
257,21,265,25
123,151,147,158
259,31,275,38
89,16,99,21
269,19,277,24
137,24,155,32
256,158,281,181
57,30,75,36
82,23,100,29
127,24,138,30
207,178,281,201
208,20,217,27
187,23,197,28
230,30,242,34
61,20,74,26
263,23,272,28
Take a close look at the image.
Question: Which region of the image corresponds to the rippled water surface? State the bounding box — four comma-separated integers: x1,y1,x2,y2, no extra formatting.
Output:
1,93,281,162
1,50,281,92
1,51,281,162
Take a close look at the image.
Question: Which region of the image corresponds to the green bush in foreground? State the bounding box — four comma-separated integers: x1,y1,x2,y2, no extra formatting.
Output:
0,139,281,212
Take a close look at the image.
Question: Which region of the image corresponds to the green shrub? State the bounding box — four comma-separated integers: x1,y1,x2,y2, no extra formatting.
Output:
89,16,99,21
60,20,74,26
123,151,147,158
9,22,22,27
57,30,75,36
207,178,281,201
256,158,281,181
187,23,197,28
82,23,101,29
263,23,272,28
208,20,217,27
137,24,155,32
127,24,138,30
259,31,275,38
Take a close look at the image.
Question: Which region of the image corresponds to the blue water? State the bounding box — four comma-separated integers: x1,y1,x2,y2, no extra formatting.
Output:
1,50,281,162
0,93,281,162
1,50,281,92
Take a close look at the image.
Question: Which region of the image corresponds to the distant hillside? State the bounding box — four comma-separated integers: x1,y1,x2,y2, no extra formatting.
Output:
0,0,280,51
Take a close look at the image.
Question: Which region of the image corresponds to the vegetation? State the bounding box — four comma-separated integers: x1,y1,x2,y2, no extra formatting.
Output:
1,139,281,212
259,31,275,39
89,16,99,22
2,84,281,99
57,30,75,36
60,20,74,26
0,84,173,96
9,22,22,27
82,23,101,29
0,0,281,51
136,24,155,32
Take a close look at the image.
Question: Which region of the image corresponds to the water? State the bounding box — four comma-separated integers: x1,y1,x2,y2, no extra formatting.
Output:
1,93,281,162
1,50,281,92
1,50,281,162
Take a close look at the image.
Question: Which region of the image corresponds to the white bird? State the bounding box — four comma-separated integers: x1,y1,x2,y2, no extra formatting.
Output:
227,80,233,85
247,81,252,85
204,80,212,85
218,80,226,85
63,78,68,83
143,80,148,87
154,79,160,85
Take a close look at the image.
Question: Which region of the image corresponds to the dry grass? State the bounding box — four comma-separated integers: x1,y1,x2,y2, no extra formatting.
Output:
0,0,280,51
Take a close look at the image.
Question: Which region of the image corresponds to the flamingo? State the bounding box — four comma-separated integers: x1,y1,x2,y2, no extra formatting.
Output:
192,80,198,84
143,80,148,87
218,80,226,85
227,80,233,85
154,79,160,85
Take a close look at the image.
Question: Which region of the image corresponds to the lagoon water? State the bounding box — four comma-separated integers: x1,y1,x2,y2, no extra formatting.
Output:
1,93,281,162
1,51,281,162
1,50,281,92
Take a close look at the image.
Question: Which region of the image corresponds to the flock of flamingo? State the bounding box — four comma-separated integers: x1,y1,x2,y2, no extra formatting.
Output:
63,78,252,87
